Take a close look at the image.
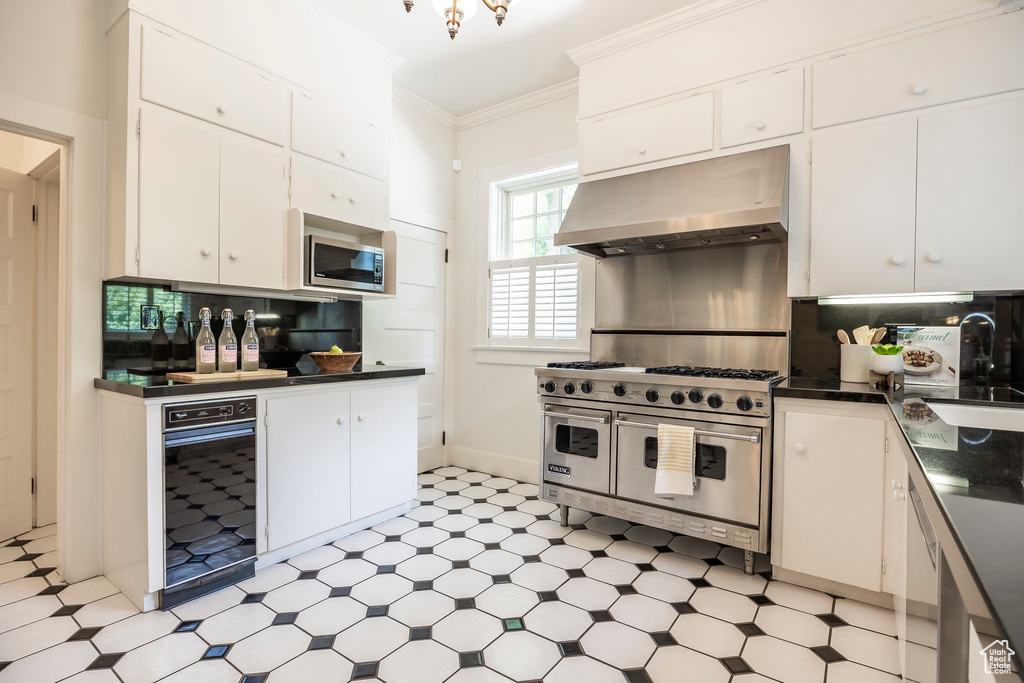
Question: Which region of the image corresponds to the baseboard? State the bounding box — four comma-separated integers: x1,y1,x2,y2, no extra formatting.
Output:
772,566,895,610
449,446,538,484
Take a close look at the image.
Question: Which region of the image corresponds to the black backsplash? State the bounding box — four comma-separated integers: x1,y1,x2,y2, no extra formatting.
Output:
790,295,1024,388
102,282,361,371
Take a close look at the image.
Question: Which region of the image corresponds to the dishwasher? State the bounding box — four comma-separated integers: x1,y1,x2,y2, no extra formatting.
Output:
162,396,258,609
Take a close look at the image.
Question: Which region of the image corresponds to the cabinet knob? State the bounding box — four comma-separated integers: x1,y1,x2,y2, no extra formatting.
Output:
912,85,926,95
330,191,339,198
356,414,364,422
349,196,357,204
339,150,347,158
638,146,647,155
892,479,903,490
337,418,345,426
217,105,227,114
754,120,766,130
927,253,941,263
201,247,212,256
230,251,239,260
794,443,806,453
891,256,905,266
893,489,906,501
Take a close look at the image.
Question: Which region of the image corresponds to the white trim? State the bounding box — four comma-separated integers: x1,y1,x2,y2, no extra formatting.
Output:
393,86,458,130
567,0,767,65
472,346,588,366
456,79,579,131
449,446,539,485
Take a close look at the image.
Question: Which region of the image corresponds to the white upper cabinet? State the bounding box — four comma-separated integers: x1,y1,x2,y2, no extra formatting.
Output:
140,26,286,146
808,119,918,296
290,157,386,230
291,93,387,180
138,111,220,284
721,68,804,148
915,97,1024,293
220,137,288,290
812,11,1024,129
580,92,714,176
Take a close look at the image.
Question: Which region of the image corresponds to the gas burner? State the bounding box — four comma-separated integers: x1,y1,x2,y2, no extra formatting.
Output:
644,366,780,381
547,361,626,370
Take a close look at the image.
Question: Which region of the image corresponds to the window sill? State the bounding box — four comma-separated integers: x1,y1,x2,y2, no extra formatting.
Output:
472,345,589,367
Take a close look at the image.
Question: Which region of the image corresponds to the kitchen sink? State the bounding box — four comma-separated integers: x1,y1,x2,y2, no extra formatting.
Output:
924,401,1024,432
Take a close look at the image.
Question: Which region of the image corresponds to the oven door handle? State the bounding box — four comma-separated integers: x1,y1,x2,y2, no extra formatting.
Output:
613,420,760,444
542,410,608,425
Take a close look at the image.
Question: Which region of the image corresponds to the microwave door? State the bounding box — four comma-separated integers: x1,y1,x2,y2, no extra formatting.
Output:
309,240,381,291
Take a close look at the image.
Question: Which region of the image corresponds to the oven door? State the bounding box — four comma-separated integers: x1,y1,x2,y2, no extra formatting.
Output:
542,404,612,494
614,412,763,526
307,235,383,291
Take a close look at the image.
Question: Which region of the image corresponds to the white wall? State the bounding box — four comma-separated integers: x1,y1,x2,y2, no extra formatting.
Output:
0,130,61,174
389,98,457,232
448,95,581,483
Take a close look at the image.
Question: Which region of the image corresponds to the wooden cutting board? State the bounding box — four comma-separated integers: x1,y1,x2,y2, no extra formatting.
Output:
166,369,289,383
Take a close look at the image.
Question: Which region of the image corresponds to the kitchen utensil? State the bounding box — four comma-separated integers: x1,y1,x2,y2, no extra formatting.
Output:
837,330,851,345
871,328,886,344
309,351,362,373
852,325,871,345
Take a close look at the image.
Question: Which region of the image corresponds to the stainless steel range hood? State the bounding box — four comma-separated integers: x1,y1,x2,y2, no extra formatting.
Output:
556,145,790,258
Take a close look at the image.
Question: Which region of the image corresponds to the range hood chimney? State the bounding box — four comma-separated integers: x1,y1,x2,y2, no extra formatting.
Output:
555,145,790,258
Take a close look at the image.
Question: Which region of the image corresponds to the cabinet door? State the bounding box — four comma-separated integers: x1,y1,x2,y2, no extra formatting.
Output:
342,169,387,230
220,138,287,289
290,157,346,223
580,93,714,176
265,392,351,550
138,111,220,284
291,94,387,180
721,68,804,148
808,119,917,296
350,383,417,521
915,97,1024,293
780,411,886,591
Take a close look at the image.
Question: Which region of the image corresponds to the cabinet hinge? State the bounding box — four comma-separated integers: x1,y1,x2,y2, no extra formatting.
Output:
31,205,37,223
885,438,889,454
808,149,812,165
804,270,810,282
134,245,140,266
135,114,141,139
881,559,886,575
444,248,449,264
30,478,35,494
264,413,268,427
442,431,446,446
264,524,269,542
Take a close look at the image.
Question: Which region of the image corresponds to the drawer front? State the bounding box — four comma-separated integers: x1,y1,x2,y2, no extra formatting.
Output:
291,94,387,180
141,26,286,146
581,92,714,176
290,157,347,223
812,11,1024,129
721,68,804,148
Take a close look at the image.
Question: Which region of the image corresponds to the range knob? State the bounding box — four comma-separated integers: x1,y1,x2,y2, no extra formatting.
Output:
580,381,594,394
737,396,754,412
564,383,576,395
707,394,724,409
671,391,686,405
688,390,704,404
613,383,627,397
646,389,660,403
544,381,556,393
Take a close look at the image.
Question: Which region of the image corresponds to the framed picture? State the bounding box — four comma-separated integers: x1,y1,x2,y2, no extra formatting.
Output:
140,305,160,330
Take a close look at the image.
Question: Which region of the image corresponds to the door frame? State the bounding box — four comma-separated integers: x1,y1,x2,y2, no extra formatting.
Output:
0,92,106,582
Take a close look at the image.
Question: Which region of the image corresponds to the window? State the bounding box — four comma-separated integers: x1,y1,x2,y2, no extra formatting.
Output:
487,165,589,349
104,283,191,334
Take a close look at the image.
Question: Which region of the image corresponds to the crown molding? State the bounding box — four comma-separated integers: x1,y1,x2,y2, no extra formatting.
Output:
568,0,767,65
456,79,579,131
393,86,459,129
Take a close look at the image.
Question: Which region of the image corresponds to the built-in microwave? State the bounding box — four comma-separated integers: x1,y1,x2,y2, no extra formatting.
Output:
306,235,384,292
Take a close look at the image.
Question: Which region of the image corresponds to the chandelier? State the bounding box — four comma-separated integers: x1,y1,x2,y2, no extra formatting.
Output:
403,0,513,40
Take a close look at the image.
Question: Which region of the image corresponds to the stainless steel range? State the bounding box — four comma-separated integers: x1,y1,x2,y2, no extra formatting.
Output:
536,362,782,574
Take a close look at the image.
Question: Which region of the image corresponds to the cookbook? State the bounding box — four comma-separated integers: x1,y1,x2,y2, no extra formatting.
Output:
897,326,961,387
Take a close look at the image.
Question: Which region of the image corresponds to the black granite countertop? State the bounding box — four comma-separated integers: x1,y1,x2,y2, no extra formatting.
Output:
95,364,426,399
777,377,1024,670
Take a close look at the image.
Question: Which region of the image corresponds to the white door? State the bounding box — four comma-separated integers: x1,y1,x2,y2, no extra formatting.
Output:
916,97,1024,293
372,221,446,471
0,167,35,541
350,383,418,520
808,119,918,296
220,137,287,290
138,110,220,284
265,391,351,550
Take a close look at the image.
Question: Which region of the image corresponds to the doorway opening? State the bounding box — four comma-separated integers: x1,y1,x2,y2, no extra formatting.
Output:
0,128,62,566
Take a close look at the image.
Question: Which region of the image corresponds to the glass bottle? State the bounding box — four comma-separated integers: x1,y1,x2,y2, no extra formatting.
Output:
171,311,190,369
241,310,260,372
195,308,217,374
151,310,169,370
218,308,237,373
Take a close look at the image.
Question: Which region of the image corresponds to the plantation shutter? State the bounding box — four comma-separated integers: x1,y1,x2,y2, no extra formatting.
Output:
488,257,580,346
533,261,579,340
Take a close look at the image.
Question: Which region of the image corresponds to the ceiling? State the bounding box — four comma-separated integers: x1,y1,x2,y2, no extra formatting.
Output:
309,0,695,118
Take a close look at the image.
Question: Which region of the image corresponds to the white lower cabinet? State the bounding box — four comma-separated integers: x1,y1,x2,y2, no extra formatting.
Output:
773,400,905,594
351,383,418,521
265,390,352,551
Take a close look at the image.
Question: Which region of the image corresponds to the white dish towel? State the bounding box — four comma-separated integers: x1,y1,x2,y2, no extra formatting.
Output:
654,424,696,497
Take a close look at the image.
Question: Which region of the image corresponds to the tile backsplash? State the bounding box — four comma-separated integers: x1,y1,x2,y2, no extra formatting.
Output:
102,282,361,370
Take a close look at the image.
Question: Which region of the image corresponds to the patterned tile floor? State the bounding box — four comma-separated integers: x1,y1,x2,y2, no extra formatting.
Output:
0,467,904,683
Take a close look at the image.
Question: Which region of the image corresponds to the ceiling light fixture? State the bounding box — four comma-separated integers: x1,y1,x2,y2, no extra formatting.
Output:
404,0,513,40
